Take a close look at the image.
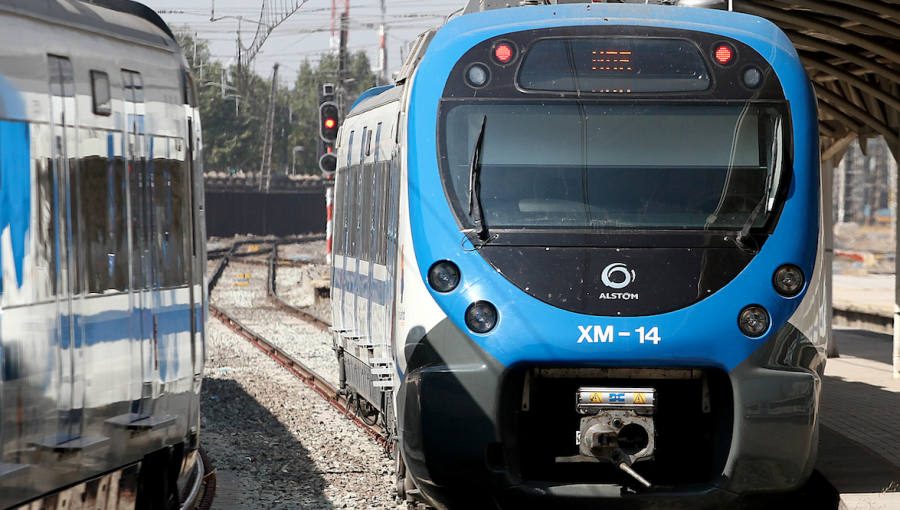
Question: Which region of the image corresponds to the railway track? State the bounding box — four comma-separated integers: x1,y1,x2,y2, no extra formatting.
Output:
207,236,390,449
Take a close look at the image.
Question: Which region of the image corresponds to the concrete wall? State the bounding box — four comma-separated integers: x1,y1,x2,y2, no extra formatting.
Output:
205,190,326,237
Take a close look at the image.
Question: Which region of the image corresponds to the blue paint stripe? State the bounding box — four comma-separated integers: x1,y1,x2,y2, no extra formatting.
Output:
333,266,391,306
0,120,31,290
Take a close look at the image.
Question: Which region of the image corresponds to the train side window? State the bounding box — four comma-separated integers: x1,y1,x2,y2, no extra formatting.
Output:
47,55,75,97
361,162,373,262
122,70,144,103
346,131,354,168
359,127,368,164
335,166,349,256
152,141,188,288
182,69,197,107
365,129,373,157
36,157,57,298
374,124,382,163
348,164,359,258
48,57,62,97
81,135,127,293
372,124,383,264
132,73,144,103
90,71,111,116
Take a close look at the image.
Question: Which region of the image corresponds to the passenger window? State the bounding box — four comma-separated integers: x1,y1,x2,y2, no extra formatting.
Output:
90,71,111,116
182,69,197,107
132,73,144,102
122,70,144,103
359,127,368,163
150,139,188,288
365,129,373,157
347,131,355,168
374,123,382,163
81,138,127,293
47,55,75,97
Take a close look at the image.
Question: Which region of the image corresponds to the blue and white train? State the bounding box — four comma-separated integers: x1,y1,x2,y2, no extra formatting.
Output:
0,1,207,509
330,0,825,507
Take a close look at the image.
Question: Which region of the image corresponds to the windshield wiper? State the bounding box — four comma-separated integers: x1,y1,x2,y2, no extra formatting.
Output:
468,115,488,240
734,187,769,251
735,117,781,251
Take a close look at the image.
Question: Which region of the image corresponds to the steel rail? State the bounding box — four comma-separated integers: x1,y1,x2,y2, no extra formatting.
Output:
207,237,386,447
267,241,332,331
208,303,387,446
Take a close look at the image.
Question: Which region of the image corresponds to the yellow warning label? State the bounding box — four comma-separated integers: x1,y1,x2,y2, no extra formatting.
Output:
634,393,646,404
247,245,260,252
238,274,251,279
232,282,249,287
590,392,603,403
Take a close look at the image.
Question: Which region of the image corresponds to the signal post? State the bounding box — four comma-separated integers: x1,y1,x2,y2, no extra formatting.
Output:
319,83,339,262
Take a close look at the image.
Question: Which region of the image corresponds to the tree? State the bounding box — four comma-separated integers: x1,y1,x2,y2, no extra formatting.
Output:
288,52,378,175
174,30,379,175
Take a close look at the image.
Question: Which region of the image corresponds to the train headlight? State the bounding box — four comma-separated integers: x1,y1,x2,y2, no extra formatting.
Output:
773,264,804,297
738,305,770,338
466,301,498,334
465,64,489,88
428,261,460,293
742,66,763,89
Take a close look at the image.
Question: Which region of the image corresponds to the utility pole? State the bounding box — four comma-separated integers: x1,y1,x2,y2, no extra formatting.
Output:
330,0,338,50
378,0,388,83
338,12,349,118
260,63,279,191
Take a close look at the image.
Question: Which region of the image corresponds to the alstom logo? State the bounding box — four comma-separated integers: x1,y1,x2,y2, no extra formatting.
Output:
601,263,635,289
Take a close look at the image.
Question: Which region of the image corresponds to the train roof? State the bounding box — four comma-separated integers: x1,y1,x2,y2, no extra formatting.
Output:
348,85,401,116
0,0,178,50
461,0,728,13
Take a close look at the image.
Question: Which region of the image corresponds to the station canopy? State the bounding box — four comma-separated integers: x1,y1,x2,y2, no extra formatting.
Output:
732,0,900,160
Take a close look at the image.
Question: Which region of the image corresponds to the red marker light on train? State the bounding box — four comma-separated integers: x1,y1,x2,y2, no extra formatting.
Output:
714,45,733,65
495,44,513,63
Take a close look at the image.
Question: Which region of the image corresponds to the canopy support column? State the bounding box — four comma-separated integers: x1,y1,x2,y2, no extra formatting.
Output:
894,138,900,378
822,154,838,358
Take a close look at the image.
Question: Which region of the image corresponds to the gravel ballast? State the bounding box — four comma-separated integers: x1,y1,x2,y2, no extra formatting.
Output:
202,320,400,510
205,238,400,509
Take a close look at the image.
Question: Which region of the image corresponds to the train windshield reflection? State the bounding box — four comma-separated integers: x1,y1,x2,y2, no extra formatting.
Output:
439,102,786,230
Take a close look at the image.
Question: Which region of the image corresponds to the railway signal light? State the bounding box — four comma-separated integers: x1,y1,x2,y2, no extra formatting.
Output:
319,150,337,177
319,102,339,143
318,83,338,178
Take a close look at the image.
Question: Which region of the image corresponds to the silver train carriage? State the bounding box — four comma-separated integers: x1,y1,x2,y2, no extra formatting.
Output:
0,1,207,509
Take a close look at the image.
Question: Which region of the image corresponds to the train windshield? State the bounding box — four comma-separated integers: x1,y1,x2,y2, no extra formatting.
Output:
439,102,786,231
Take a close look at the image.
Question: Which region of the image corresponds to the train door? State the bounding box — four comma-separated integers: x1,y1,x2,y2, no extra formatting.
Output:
47,55,86,442
337,131,354,331
187,115,202,381
123,70,156,416
366,123,382,344
182,68,204,395
358,128,374,341
352,127,367,334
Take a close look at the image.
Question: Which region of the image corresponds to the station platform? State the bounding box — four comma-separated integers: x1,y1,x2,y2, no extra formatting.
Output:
820,275,900,509
817,328,900,509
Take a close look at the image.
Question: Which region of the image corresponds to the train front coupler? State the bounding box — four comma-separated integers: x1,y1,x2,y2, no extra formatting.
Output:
556,387,658,488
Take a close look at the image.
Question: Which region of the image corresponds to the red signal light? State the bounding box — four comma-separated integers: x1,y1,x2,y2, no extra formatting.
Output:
324,118,336,129
715,45,733,64
495,44,513,63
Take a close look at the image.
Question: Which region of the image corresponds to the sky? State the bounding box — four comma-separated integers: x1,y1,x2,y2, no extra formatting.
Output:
141,0,467,85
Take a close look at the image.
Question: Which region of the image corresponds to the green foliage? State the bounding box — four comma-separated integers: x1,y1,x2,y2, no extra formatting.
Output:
288,52,378,175
175,30,379,175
